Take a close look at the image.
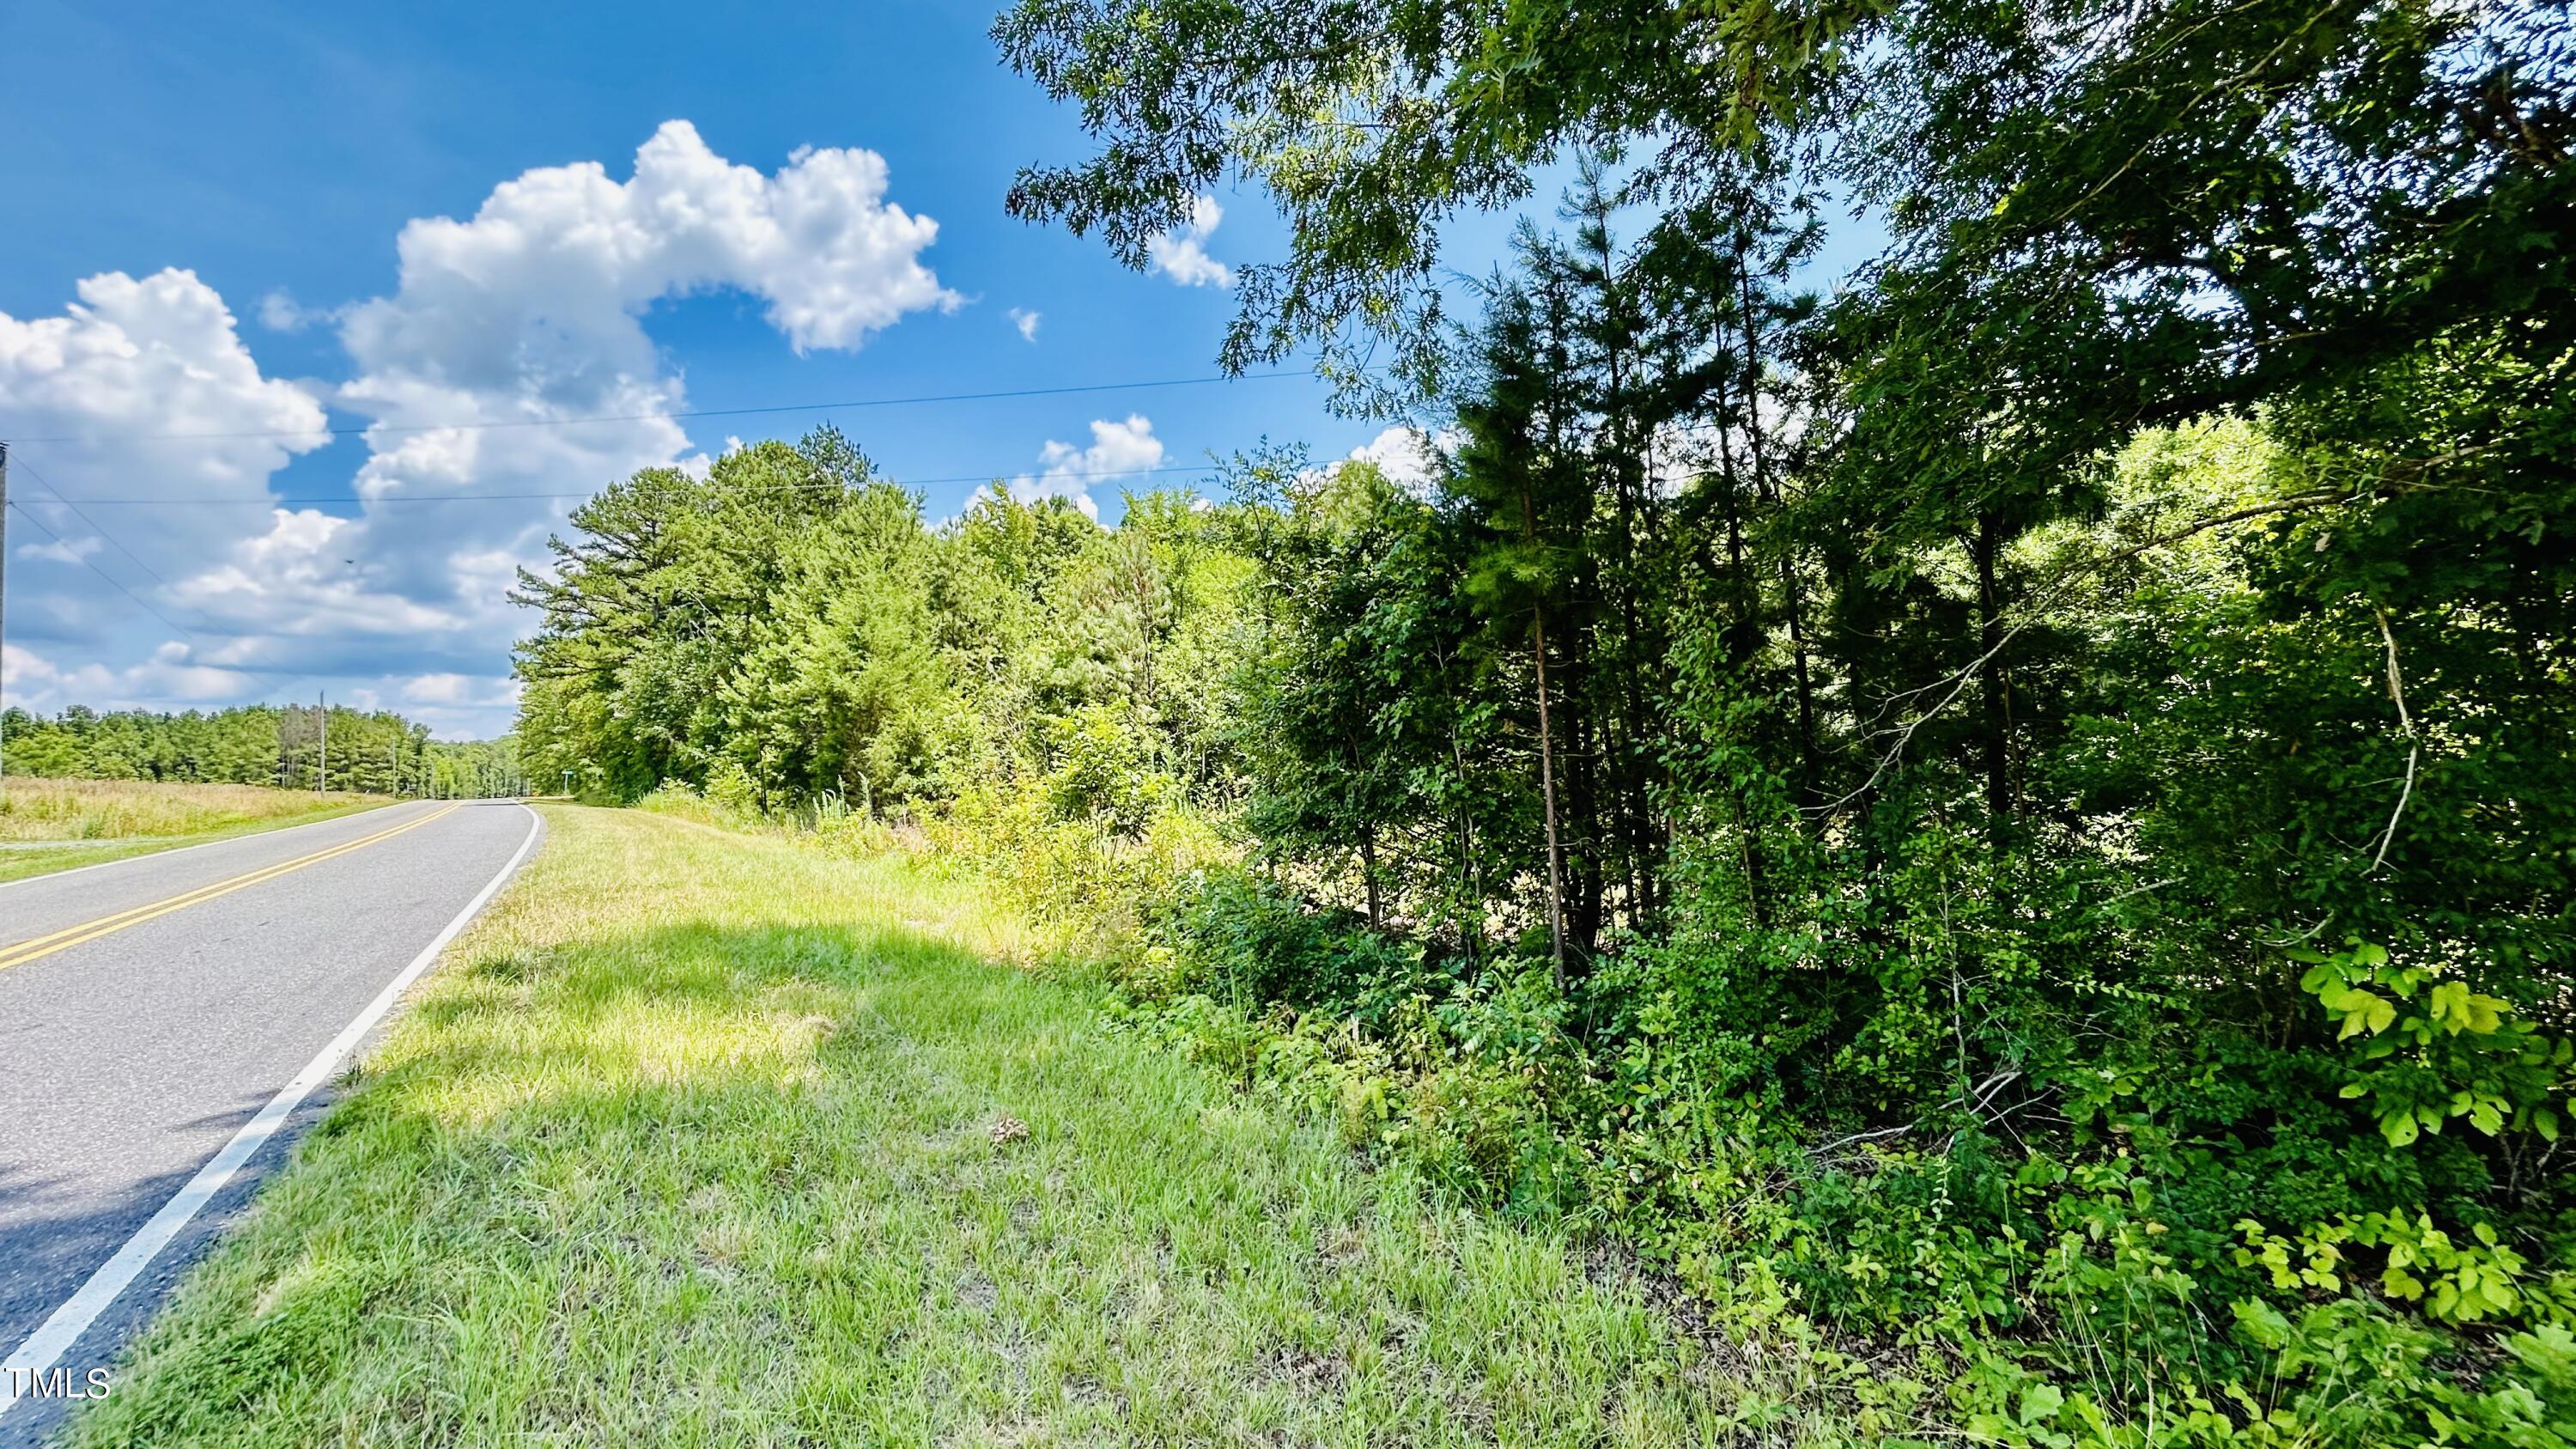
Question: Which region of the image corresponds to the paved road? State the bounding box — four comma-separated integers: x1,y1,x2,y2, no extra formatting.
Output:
0,799,541,1443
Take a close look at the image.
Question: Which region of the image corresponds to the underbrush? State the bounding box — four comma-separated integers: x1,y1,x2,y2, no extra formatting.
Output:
884,780,2576,1448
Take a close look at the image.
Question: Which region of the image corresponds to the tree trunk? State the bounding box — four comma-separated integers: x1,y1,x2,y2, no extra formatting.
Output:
1567,705,1603,959
1779,558,1820,805
1562,566,1603,961
1739,248,1820,803
1975,510,2012,825
1359,824,1382,932
1534,610,1570,992
1445,688,1484,971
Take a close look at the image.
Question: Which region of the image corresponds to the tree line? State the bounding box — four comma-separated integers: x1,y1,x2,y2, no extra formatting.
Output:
3,704,525,798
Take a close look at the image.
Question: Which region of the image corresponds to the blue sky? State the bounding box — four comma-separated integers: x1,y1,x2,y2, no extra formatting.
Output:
0,0,1874,739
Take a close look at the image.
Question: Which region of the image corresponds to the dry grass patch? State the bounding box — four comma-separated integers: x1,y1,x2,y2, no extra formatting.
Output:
0,776,392,883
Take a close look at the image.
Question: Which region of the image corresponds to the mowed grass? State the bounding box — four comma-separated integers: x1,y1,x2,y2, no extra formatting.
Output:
69,806,1807,1447
0,777,391,884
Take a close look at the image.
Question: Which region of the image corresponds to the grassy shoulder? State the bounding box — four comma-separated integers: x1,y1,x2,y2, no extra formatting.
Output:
0,778,395,885
71,805,1851,1446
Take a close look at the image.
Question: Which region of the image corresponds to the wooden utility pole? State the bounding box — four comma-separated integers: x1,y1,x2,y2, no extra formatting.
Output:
1,440,9,783
318,691,329,794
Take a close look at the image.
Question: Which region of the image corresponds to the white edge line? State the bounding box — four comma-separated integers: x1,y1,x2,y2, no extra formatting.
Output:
0,801,546,1413
0,798,417,894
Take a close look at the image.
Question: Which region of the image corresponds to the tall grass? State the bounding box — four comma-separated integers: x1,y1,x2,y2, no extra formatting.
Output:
0,776,384,843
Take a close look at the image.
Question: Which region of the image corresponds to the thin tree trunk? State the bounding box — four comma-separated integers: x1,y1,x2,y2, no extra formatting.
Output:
1564,564,1603,960
1719,445,1757,660
1710,372,1764,662
1975,510,2011,825
1779,557,1820,804
1445,681,1485,971
1359,824,1383,932
1534,610,1570,991
1739,246,1820,801
1601,223,1656,935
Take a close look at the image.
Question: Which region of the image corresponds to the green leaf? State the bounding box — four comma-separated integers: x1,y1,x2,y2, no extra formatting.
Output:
2465,995,2507,1033
2364,995,2397,1035
2020,1384,2064,1423
2430,979,2469,1030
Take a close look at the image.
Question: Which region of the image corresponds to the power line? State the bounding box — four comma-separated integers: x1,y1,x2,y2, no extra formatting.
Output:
3,371,1303,445
0,361,1322,710
11,455,301,694
0,447,1259,699
3,500,204,640
11,455,189,596
42,461,1232,507
3,495,303,698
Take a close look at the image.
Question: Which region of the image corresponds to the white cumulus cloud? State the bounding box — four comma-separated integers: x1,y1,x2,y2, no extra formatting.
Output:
0,122,957,737
1007,414,1166,521
17,534,101,565
343,120,954,380
1,640,249,715
401,671,519,707
1146,197,1232,288
1008,306,1042,343
215,120,961,715
0,268,330,478
257,289,333,332
1341,425,1445,490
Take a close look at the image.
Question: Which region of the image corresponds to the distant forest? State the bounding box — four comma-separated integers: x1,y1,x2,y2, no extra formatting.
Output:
2,704,521,798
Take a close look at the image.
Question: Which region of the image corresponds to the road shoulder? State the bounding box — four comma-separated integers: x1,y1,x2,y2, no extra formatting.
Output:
1,805,544,1446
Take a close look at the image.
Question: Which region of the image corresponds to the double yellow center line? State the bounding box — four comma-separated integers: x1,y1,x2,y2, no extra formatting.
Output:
0,803,462,974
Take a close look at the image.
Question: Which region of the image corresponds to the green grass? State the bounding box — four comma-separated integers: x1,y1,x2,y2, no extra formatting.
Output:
69,806,1852,1446
0,778,393,885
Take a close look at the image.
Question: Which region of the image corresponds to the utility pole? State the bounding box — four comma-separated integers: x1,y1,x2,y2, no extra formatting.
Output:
318,691,328,794
388,738,398,798
1,439,9,785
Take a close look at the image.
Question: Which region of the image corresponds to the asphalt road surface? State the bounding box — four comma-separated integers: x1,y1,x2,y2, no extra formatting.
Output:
0,799,541,1444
